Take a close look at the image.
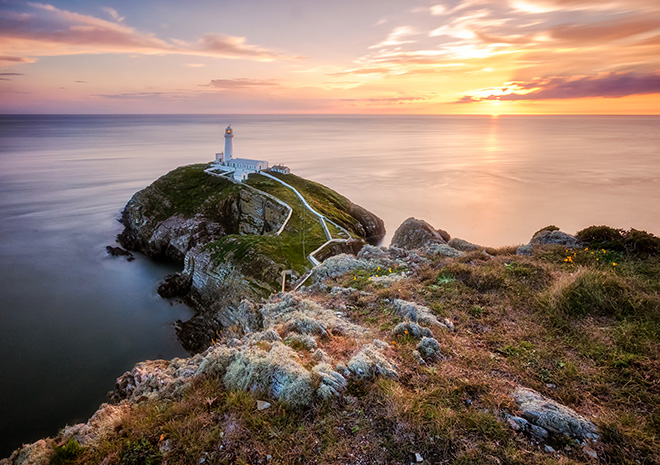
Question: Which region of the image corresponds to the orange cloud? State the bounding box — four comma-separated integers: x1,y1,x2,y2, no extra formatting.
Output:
457,72,660,102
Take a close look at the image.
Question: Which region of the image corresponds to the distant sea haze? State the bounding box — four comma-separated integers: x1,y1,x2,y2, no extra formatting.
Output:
0,114,658,457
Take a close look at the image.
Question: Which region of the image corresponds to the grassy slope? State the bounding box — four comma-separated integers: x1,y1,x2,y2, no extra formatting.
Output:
259,172,363,235
62,241,659,465
146,167,347,278
145,164,240,223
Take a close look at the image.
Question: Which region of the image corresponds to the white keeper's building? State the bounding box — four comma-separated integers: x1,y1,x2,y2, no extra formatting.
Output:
214,125,269,181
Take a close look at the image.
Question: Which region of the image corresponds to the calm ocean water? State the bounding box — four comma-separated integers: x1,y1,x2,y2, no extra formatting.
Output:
0,114,659,455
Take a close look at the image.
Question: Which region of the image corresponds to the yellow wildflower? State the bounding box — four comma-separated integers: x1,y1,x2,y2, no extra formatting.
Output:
612,262,617,266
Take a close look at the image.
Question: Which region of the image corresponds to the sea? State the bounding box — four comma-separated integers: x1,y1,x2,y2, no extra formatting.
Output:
0,114,658,456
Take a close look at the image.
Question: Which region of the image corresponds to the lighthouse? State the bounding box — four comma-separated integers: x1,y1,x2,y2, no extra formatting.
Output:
224,125,234,161
212,125,269,181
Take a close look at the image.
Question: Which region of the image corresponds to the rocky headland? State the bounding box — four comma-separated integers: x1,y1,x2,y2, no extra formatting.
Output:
116,164,385,352
4,167,660,465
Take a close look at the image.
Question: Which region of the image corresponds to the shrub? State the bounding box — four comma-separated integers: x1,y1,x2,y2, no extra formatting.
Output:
576,225,660,257
576,225,625,250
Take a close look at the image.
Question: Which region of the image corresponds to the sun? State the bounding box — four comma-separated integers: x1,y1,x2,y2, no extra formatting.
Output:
490,99,501,117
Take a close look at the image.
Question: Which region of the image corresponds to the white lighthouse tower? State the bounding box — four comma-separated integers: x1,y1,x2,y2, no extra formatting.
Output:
212,124,269,181
224,125,234,161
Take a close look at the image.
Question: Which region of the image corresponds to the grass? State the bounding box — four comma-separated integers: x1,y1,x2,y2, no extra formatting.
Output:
260,172,364,236
145,164,240,223
204,176,330,278
41,228,660,464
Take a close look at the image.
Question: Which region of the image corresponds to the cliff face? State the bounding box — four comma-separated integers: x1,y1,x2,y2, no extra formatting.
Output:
118,165,290,262
117,164,385,352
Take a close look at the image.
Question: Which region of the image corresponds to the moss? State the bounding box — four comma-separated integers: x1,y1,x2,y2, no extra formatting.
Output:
50,439,84,465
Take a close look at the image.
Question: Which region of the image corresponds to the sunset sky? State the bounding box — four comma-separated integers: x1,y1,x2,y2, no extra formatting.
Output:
1,0,659,114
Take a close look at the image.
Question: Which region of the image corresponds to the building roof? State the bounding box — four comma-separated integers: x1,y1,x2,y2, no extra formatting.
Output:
228,157,267,164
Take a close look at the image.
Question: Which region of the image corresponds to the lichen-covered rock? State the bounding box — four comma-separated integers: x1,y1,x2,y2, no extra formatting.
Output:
392,321,433,339
390,217,447,250
392,299,444,328
62,403,130,447
314,363,348,399
416,337,441,360
262,293,364,337
223,342,314,408
347,343,398,380
356,245,391,262
516,244,533,256
530,230,581,247
112,356,203,402
512,387,599,440
0,439,55,465
448,237,480,252
312,254,371,281
425,243,465,258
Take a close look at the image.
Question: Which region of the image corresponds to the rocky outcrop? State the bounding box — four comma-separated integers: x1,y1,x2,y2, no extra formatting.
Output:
390,217,447,250
530,229,581,247
346,203,386,245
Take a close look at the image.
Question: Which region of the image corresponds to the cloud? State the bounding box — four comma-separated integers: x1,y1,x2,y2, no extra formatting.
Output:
101,6,124,22
328,67,392,76
369,26,417,49
0,72,23,76
510,0,660,14
549,16,660,44
0,55,36,64
457,71,660,102
197,34,293,61
0,2,298,62
338,96,430,105
203,78,280,90
95,91,184,99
